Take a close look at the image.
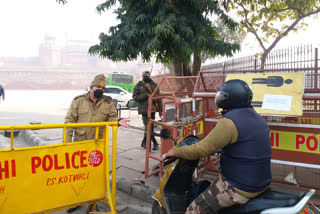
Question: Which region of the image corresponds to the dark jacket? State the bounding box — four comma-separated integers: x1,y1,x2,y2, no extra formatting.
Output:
0,85,4,98
221,107,272,193
133,80,162,115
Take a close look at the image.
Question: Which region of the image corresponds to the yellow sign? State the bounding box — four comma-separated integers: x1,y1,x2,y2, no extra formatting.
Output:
0,141,106,213
270,130,320,154
178,120,204,142
226,73,305,116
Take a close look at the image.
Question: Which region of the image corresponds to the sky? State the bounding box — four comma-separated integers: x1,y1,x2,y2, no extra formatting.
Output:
0,0,117,57
0,1,319,58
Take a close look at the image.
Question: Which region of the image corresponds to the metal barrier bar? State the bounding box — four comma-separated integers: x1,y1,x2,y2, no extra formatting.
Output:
104,125,116,214
10,128,14,149
201,67,320,73
95,127,99,142
63,127,66,144
0,122,116,130
112,126,117,209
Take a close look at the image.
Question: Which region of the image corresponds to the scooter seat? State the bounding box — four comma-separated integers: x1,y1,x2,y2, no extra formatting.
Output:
219,187,304,214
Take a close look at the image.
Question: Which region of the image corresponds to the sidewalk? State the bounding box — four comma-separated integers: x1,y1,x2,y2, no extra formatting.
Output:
117,107,162,130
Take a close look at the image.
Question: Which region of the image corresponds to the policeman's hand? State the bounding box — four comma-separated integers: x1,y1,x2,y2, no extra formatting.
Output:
163,148,175,160
119,119,130,128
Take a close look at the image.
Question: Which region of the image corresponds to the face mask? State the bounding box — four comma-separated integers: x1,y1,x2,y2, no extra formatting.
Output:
143,77,151,83
93,89,103,98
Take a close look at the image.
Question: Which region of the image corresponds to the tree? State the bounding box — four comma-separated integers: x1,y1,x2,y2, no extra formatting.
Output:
56,0,67,4
87,0,240,76
222,0,320,69
201,18,244,62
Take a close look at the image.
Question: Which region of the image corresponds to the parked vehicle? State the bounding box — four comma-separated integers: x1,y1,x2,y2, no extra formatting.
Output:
107,72,136,93
103,86,134,108
85,86,134,108
153,129,317,214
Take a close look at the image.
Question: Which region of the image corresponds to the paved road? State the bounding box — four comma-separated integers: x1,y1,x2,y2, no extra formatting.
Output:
53,191,153,214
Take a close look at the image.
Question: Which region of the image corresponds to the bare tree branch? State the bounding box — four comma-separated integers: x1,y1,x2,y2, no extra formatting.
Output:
237,2,266,51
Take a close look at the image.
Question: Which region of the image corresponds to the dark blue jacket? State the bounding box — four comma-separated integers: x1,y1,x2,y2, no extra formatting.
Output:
0,85,4,98
220,107,271,192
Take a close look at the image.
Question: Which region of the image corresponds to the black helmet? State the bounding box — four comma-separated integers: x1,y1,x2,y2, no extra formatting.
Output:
215,79,253,109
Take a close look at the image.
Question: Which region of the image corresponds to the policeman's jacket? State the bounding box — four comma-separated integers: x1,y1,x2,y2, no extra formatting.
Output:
65,92,118,143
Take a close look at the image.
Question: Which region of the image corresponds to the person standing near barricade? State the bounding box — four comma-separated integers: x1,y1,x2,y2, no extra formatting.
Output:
164,79,272,214
133,71,162,151
64,74,129,213
0,84,5,103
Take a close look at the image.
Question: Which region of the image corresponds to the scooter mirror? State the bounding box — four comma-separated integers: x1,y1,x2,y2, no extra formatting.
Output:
160,129,172,139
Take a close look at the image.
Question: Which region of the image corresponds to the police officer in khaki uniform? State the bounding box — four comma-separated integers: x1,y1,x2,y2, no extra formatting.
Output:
65,74,130,143
64,74,129,213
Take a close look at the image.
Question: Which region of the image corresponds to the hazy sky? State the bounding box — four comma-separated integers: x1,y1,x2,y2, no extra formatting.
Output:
0,1,319,57
0,0,116,57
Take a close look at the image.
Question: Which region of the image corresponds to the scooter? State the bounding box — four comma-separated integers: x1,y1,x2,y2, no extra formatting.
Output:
152,129,318,214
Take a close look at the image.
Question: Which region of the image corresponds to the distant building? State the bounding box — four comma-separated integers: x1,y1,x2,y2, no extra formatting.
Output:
1,35,165,74
39,35,60,67
60,40,97,68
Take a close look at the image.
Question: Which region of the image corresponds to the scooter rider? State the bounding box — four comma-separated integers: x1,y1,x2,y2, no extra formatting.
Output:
164,79,272,214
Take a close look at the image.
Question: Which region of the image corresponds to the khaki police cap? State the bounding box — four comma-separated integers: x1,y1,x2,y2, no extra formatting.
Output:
90,74,106,88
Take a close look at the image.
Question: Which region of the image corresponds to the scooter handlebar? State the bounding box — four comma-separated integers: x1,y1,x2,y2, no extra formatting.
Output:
163,156,176,167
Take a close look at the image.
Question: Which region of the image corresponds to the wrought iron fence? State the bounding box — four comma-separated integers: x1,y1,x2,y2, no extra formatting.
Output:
202,44,319,71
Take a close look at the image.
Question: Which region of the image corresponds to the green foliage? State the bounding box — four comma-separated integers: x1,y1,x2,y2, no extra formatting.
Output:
89,0,240,66
56,0,67,5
